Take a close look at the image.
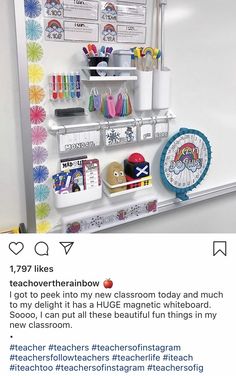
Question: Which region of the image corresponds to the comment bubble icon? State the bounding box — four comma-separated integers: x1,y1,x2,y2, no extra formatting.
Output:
34,241,49,256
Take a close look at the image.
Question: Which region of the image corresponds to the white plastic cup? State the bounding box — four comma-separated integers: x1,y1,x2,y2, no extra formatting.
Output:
134,70,153,112
153,68,171,110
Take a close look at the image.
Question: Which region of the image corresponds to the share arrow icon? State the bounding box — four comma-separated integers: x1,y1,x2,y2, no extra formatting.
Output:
59,242,74,255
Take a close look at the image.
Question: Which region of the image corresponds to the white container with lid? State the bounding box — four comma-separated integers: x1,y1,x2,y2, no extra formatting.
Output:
112,50,132,76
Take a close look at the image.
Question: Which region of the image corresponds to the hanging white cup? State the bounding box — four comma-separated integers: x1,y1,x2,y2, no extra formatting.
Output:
153,68,171,110
134,70,153,112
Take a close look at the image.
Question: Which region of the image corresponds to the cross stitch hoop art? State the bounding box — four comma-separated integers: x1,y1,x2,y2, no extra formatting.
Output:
160,128,212,201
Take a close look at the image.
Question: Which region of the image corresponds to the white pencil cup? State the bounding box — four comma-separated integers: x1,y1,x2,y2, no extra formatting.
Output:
134,70,153,112
153,68,171,110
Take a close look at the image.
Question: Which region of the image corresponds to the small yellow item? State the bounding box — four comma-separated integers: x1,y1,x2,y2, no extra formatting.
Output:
153,48,161,59
0,227,19,234
142,47,154,56
135,47,141,59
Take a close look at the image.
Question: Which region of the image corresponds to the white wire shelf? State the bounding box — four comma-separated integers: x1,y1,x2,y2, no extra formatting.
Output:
81,66,137,81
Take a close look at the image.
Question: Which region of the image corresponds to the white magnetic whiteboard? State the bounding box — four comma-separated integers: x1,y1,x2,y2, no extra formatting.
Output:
165,0,236,191
14,0,236,233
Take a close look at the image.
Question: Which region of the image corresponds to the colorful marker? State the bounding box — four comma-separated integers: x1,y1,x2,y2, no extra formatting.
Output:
57,74,64,100
87,44,93,54
75,73,80,99
105,47,113,57
91,44,98,56
82,45,114,59
69,74,75,99
82,47,89,57
63,74,69,99
51,74,57,100
99,45,106,57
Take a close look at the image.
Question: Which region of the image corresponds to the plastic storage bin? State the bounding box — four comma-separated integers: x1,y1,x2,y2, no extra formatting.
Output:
53,185,102,209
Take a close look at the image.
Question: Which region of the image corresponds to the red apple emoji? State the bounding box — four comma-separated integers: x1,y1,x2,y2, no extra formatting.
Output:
103,279,113,289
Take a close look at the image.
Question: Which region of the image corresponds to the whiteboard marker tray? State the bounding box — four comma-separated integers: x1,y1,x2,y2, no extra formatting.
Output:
53,185,102,209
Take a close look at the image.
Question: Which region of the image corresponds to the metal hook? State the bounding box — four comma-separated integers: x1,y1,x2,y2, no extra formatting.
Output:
132,118,137,128
152,115,157,126
105,87,112,96
166,119,170,134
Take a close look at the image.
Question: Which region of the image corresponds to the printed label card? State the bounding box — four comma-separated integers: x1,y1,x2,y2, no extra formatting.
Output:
44,19,64,41
59,130,101,153
154,122,169,139
64,21,99,42
101,23,117,43
104,125,137,147
117,4,146,24
101,2,117,22
139,123,154,142
44,0,64,18
117,24,146,44
64,0,99,20
118,0,147,4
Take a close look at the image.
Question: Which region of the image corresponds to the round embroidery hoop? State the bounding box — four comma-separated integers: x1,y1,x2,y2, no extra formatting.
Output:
160,128,212,201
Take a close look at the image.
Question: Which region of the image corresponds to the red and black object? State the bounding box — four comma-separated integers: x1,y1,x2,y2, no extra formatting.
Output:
124,153,150,179
126,175,142,189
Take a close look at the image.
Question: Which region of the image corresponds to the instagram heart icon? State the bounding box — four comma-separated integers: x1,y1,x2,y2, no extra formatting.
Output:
9,242,24,255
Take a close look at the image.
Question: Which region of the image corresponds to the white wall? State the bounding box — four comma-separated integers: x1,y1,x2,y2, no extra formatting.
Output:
0,0,235,232
0,0,26,230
